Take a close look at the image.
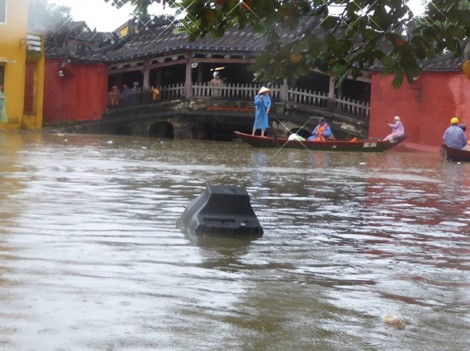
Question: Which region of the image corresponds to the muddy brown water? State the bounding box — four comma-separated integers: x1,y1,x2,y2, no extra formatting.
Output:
1,131,469,351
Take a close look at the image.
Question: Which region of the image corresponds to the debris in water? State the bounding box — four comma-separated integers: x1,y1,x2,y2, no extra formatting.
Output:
383,313,406,330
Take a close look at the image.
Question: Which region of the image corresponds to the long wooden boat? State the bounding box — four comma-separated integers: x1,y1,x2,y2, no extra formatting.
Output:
234,131,407,152
440,144,470,162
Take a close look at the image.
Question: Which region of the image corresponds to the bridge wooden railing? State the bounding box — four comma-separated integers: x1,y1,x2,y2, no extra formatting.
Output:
335,96,370,118
109,82,370,119
287,86,328,108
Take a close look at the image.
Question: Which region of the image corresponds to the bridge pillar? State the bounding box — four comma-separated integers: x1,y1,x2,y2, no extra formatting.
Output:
143,60,150,89
184,55,193,99
280,79,288,102
174,124,193,139
327,76,336,111
131,121,150,137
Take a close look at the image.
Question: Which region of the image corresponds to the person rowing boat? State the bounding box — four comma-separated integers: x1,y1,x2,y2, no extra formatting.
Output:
383,116,405,142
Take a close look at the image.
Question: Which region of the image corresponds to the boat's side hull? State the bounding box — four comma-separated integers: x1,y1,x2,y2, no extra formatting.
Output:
234,131,406,152
441,145,470,162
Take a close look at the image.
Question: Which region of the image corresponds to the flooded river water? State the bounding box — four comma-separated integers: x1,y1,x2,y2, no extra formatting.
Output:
1,131,470,351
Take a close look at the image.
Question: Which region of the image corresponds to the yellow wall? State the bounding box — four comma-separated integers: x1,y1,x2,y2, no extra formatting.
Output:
0,0,45,129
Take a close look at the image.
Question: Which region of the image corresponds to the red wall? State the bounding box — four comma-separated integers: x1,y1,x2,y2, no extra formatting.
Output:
43,59,109,124
370,72,470,149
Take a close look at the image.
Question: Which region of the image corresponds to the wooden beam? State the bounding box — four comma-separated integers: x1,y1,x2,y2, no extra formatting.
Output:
109,55,257,74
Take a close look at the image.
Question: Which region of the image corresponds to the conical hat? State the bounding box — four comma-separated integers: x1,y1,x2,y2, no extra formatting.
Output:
258,86,271,94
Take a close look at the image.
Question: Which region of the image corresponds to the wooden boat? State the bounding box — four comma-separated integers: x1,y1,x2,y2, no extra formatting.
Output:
440,144,470,162
234,131,407,152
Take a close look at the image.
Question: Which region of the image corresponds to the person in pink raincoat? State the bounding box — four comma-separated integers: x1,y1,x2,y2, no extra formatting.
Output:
383,115,404,142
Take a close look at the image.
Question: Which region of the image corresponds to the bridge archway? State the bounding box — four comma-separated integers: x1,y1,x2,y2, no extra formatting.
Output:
114,126,132,135
149,121,174,138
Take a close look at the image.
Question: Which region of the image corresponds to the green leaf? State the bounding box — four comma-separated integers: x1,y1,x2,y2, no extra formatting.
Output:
446,25,466,40
373,50,386,60
403,64,422,83
370,5,393,31
332,64,348,77
392,71,403,88
278,4,294,18
321,15,339,30
172,26,185,35
201,8,217,27
123,0,470,89
212,26,226,37
315,56,329,72
362,28,380,41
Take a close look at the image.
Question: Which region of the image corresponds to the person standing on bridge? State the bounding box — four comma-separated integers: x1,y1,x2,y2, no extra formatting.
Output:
252,86,271,137
210,72,223,97
108,85,120,107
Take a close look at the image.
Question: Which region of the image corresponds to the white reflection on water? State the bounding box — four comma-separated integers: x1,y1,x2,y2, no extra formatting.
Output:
1,131,470,350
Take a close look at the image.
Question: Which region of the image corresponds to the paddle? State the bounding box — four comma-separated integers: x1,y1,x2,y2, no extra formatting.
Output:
271,120,278,146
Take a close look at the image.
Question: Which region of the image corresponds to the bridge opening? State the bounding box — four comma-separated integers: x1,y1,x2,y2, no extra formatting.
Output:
114,126,132,135
149,122,174,139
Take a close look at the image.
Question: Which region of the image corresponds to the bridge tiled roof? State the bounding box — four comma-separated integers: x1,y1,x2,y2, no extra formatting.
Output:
104,25,268,61
45,18,278,63
45,18,467,73
420,54,465,72
369,49,466,72
45,20,124,61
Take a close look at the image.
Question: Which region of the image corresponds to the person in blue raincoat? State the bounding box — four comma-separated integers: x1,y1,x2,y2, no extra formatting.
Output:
308,117,332,141
252,86,271,136
443,116,468,150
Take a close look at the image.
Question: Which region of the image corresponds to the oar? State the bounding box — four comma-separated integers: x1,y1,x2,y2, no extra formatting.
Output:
271,121,279,146
271,114,297,151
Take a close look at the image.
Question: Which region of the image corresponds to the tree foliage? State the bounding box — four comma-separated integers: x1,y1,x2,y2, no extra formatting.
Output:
106,0,470,87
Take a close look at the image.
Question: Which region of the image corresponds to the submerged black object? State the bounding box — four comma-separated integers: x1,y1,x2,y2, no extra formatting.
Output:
177,185,263,237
